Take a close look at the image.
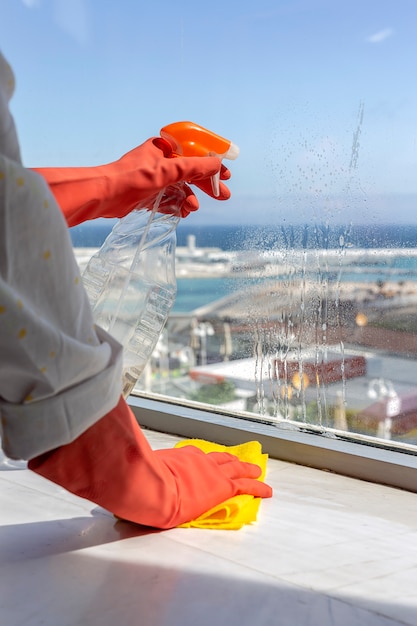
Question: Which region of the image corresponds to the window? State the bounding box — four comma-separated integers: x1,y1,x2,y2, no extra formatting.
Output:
5,1,417,480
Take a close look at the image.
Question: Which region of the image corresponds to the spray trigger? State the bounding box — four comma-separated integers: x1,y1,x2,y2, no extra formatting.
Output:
160,121,239,199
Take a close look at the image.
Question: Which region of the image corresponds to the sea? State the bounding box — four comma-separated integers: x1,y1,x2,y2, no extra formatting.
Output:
70,220,417,313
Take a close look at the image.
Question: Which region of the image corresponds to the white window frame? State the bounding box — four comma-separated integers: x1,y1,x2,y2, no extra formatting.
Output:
129,393,417,493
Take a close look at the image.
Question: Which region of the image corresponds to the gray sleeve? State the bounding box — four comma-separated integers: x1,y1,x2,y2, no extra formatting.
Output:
0,156,123,460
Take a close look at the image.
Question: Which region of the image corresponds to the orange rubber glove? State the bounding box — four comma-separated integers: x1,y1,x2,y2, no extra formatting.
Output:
32,138,231,228
28,396,272,529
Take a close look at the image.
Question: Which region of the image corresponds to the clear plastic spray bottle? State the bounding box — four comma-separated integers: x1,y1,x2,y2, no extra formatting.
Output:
82,121,239,397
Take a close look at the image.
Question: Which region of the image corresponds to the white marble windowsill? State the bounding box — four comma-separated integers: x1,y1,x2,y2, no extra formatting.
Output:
1,429,417,626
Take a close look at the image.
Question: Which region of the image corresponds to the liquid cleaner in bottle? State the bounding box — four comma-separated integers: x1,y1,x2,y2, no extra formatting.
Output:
82,121,239,397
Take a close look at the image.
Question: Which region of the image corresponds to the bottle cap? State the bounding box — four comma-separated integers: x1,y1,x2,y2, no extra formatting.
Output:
160,121,239,160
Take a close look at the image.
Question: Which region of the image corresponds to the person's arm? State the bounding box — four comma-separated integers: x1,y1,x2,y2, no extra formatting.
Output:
33,138,231,227
0,155,271,528
29,395,272,529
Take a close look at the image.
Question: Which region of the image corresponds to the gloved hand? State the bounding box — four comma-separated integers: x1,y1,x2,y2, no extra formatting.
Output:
32,137,231,228
28,396,272,529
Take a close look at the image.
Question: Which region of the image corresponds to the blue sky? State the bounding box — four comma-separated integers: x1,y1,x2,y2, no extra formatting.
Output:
1,0,417,224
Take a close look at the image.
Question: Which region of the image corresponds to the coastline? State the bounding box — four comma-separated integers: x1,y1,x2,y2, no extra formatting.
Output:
73,245,417,280
72,244,417,327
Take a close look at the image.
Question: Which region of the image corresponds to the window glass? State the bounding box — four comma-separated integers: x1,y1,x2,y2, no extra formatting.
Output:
4,0,417,448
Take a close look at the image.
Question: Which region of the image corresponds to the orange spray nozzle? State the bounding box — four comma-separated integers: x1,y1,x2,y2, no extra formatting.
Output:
160,121,239,196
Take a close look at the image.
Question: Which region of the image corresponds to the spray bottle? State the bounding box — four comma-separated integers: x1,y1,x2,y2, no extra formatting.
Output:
82,122,239,397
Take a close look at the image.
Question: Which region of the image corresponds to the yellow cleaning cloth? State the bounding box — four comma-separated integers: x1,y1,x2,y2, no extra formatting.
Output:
175,439,268,530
